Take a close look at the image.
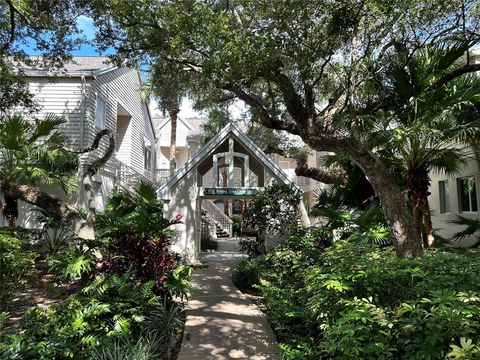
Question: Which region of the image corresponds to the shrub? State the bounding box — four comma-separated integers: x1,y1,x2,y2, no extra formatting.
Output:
0,233,36,310
0,272,184,359
231,258,261,292
238,236,264,257
260,240,480,360
95,183,181,291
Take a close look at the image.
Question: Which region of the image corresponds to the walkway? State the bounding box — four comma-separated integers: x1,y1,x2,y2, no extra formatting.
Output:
177,238,281,360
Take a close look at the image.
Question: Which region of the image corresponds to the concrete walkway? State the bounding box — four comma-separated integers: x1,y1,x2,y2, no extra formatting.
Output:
177,238,281,360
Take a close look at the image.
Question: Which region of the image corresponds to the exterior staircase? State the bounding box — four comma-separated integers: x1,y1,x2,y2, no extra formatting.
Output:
201,199,233,239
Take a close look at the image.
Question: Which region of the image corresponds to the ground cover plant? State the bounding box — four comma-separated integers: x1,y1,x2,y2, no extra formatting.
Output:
260,236,480,359
0,182,191,360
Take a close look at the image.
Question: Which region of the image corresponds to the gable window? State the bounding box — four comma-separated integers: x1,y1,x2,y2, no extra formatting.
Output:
95,95,106,129
458,176,478,212
439,180,450,214
144,137,152,171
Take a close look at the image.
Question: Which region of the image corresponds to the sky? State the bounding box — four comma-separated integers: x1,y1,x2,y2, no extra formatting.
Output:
25,15,203,119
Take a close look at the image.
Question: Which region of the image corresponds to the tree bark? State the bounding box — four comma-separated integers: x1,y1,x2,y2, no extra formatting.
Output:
169,106,179,177
305,134,423,257
0,181,92,239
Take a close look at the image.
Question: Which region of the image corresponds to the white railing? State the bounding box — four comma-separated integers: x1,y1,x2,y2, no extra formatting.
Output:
156,169,170,184
201,199,233,237
201,213,218,240
117,161,157,188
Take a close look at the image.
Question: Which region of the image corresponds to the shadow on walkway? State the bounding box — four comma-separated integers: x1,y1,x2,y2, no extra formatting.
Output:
177,238,281,360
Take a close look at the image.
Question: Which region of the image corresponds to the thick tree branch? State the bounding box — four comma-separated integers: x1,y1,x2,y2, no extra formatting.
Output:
430,63,480,90
2,0,16,51
0,181,91,239
222,83,300,135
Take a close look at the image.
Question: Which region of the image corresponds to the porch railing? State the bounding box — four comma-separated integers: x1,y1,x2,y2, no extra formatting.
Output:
201,199,233,237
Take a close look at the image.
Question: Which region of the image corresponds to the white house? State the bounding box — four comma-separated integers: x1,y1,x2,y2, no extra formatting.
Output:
157,122,310,258
428,48,480,246
1,56,158,227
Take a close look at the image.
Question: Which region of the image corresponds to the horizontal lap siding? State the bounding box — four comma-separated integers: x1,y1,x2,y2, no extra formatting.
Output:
27,77,87,148
87,69,156,176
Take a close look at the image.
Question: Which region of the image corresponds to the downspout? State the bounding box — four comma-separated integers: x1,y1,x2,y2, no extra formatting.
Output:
78,74,87,207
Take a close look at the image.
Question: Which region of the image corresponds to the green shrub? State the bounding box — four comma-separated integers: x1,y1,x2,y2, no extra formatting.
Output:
231,258,261,292
260,240,480,360
0,233,36,310
238,236,264,257
47,247,96,283
0,272,184,359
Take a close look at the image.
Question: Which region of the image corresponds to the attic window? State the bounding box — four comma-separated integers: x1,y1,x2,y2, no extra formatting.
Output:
144,137,152,172
95,95,106,129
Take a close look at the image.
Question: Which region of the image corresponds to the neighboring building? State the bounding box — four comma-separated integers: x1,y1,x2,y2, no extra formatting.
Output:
428,48,480,246
1,56,158,227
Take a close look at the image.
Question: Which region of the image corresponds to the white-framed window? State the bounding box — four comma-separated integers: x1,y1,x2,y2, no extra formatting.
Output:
144,137,152,171
458,176,478,212
95,95,106,129
439,180,450,214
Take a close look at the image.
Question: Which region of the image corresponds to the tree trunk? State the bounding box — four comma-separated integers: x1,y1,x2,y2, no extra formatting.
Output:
422,197,436,248
309,138,424,257
0,181,92,239
356,157,423,257
2,194,18,227
169,106,179,177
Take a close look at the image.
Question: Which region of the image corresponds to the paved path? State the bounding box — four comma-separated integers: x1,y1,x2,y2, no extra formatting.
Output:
177,239,281,360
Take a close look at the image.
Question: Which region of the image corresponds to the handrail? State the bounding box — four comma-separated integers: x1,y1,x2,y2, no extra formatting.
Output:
201,199,232,236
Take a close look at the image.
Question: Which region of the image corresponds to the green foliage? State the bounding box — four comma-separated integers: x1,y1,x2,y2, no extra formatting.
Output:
0,272,183,359
244,182,302,242
47,247,96,283
0,233,36,310
238,236,264,257
0,113,78,191
96,182,181,289
260,240,480,359
231,258,261,293
450,215,480,246
33,208,77,254
88,336,161,360
162,263,194,301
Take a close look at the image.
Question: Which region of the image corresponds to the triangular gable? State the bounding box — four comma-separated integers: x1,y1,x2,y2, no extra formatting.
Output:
156,116,195,132
157,122,298,199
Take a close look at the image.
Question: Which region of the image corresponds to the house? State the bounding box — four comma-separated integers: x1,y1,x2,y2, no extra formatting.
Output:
428,48,480,246
155,116,321,215
157,122,311,258
1,56,158,227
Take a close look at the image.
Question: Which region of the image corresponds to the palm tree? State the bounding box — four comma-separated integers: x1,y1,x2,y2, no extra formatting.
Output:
0,113,78,227
367,42,480,248
143,61,193,177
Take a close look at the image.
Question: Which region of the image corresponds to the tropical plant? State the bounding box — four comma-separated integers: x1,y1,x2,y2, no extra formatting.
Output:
33,208,77,254
0,233,36,311
231,258,261,292
0,113,78,226
364,41,480,248
96,182,181,290
450,215,480,246
47,247,96,284
0,272,182,359
243,182,302,250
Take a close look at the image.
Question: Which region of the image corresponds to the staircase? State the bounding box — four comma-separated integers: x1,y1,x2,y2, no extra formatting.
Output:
201,199,233,238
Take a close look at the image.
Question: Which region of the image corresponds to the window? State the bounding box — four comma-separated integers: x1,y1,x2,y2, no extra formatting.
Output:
95,95,106,129
458,177,478,212
439,181,450,213
144,138,152,171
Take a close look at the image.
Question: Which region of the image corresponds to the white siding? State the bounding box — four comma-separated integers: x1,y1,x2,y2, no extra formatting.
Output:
27,77,89,147
158,119,190,148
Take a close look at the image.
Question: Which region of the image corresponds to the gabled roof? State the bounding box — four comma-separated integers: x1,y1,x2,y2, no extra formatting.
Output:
19,56,116,77
157,122,298,199
155,116,195,132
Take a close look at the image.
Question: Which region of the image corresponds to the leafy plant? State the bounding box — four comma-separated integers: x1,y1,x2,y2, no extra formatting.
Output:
96,182,181,290
238,236,264,257
231,258,261,292
33,208,76,254
163,263,194,301
0,233,36,311
47,247,96,283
